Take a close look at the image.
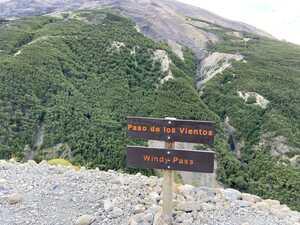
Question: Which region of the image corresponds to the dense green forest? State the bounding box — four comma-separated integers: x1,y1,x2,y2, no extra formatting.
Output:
0,10,299,211
0,10,223,168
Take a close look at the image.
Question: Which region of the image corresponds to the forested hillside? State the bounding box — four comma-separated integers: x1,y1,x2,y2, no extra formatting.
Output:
0,10,222,168
196,20,300,210
0,10,299,211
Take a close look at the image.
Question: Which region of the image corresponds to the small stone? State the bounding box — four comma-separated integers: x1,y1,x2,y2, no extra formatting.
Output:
0,178,7,184
202,203,215,211
129,214,144,225
147,205,161,214
222,188,242,201
177,184,194,194
27,160,37,166
39,160,48,166
264,199,280,208
147,178,157,187
111,177,121,185
149,192,160,202
241,193,261,203
133,204,145,214
144,212,154,223
9,158,17,164
135,172,142,177
103,199,113,211
8,193,23,204
75,215,95,225
270,204,291,218
290,210,300,223
175,194,185,202
80,167,86,171
0,185,11,196
177,184,196,201
111,207,123,218
254,201,269,211
176,201,202,212
183,217,193,225
237,200,252,208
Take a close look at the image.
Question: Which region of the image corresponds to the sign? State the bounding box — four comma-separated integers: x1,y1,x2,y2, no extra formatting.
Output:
127,146,215,173
126,116,216,223
127,117,215,144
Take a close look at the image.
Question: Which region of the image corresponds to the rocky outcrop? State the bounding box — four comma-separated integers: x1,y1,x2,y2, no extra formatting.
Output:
290,155,300,168
238,91,270,109
0,160,299,225
197,52,244,87
152,49,173,84
111,41,126,50
258,133,300,157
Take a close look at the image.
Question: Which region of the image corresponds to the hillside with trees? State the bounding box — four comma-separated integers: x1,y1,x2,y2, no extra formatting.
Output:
0,10,221,168
0,10,299,211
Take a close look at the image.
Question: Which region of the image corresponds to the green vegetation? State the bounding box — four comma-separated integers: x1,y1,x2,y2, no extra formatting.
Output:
48,158,72,166
48,158,80,171
198,25,300,210
0,10,223,172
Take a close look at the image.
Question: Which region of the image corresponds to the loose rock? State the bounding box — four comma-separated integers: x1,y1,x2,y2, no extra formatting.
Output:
241,193,261,203
133,204,145,214
222,188,242,201
103,199,113,212
0,160,298,225
8,193,22,204
111,207,123,218
75,215,95,225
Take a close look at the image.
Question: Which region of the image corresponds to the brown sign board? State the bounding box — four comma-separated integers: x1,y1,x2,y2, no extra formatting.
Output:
127,146,215,173
127,117,215,144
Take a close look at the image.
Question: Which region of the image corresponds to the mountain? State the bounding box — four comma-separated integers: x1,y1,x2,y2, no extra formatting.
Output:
0,1,300,212
0,0,273,58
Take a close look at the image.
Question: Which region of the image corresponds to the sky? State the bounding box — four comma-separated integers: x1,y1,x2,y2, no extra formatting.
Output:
178,0,300,45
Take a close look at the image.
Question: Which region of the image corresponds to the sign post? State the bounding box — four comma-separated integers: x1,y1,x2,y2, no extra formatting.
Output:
162,117,176,223
126,116,216,224
162,142,174,223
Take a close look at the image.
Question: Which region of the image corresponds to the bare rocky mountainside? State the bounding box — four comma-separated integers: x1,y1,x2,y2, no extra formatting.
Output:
0,0,272,57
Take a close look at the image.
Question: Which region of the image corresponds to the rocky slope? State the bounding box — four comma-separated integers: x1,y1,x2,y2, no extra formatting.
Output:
0,160,299,225
0,0,272,58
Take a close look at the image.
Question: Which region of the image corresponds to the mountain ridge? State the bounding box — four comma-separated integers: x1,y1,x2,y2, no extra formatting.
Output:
0,0,273,58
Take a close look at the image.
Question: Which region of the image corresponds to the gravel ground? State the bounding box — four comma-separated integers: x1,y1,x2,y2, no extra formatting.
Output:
0,160,299,225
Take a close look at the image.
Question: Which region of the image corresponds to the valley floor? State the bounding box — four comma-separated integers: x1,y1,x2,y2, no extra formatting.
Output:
0,160,299,225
